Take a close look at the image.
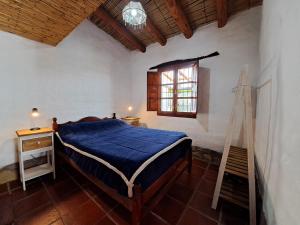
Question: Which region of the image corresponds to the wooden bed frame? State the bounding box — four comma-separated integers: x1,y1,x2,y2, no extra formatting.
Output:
52,116,192,225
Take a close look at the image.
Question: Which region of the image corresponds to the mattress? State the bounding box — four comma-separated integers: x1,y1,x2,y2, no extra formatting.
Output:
56,119,192,197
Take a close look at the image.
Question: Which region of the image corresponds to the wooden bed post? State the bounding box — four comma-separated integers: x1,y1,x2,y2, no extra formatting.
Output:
132,185,142,225
52,117,58,131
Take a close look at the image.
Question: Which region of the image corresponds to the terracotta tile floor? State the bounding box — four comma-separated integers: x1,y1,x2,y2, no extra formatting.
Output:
0,159,250,225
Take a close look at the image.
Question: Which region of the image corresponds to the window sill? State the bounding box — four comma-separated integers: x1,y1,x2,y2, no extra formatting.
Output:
157,112,197,118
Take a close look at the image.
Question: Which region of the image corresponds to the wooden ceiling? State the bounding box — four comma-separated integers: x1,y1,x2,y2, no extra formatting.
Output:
90,0,262,52
0,0,105,45
0,0,262,49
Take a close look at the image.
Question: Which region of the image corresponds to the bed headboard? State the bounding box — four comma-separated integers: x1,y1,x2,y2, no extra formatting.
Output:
52,116,114,132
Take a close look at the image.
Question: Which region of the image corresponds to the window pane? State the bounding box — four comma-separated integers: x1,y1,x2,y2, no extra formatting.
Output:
177,99,197,113
177,83,197,97
161,99,173,112
161,84,174,98
161,71,174,84
178,66,197,83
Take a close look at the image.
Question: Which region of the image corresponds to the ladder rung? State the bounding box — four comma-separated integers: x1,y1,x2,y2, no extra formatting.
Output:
222,184,249,198
228,157,247,164
220,189,249,204
227,158,248,167
229,149,247,156
229,148,248,154
230,146,247,151
225,168,248,178
227,161,248,170
229,151,247,156
228,154,247,161
220,179,249,209
230,150,247,156
220,190,249,209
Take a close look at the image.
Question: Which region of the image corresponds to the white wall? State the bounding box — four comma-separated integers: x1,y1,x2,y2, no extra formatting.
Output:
0,20,131,168
255,0,300,224
129,7,261,151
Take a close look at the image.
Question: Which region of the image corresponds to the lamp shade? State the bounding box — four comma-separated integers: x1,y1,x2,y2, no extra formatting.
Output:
30,108,40,130
31,108,39,117
122,1,147,29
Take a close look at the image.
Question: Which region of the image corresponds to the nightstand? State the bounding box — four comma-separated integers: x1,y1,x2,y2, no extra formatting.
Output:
16,128,55,191
121,117,140,126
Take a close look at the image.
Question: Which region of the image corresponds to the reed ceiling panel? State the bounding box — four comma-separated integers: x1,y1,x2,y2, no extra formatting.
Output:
0,0,105,45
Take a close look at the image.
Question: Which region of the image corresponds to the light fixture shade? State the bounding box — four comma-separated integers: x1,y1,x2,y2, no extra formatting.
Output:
122,1,147,29
30,108,40,130
31,108,39,117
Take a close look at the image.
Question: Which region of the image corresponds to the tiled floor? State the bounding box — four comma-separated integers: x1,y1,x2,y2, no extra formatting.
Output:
0,159,250,225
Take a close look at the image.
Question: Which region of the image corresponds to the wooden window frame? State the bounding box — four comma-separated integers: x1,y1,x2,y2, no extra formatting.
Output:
157,61,199,118
147,71,159,111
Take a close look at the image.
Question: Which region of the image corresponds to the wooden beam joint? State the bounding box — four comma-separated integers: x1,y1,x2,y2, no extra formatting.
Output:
216,0,228,28
93,7,146,52
146,18,167,46
165,0,193,39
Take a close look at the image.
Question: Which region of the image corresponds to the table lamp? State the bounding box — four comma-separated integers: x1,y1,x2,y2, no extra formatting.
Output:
30,108,41,131
127,106,133,117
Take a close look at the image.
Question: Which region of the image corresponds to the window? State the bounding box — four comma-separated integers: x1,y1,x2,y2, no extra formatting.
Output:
158,62,199,118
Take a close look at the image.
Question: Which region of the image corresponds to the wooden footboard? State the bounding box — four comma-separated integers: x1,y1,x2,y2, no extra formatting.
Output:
53,117,192,225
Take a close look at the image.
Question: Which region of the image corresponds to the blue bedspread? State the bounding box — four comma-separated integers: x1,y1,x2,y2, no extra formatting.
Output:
57,119,191,195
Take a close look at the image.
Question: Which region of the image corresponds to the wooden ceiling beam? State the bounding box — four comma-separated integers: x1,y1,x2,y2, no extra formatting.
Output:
146,17,167,46
93,7,146,52
164,0,193,39
216,0,228,28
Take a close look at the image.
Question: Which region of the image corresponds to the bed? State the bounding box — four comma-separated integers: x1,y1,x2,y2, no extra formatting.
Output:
52,116,192,225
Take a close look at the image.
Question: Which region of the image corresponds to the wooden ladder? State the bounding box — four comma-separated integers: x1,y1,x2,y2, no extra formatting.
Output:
211,67,256,225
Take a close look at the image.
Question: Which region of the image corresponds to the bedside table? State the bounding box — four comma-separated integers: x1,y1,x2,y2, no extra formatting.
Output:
121,117,140,126
16,128,55,191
